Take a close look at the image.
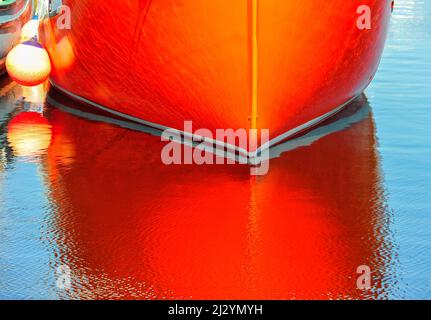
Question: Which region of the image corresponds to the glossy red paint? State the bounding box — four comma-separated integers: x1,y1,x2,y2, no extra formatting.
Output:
39,0,392,151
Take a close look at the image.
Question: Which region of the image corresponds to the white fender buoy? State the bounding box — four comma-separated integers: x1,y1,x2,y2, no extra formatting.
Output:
6,39,51,87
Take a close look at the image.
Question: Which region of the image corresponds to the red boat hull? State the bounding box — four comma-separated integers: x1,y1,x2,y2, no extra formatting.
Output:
39,0,392,151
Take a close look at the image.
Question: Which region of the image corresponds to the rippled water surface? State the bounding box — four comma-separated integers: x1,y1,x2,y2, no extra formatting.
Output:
0,0,430,299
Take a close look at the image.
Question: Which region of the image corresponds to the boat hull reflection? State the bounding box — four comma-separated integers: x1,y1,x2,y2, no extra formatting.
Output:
43,95,392,300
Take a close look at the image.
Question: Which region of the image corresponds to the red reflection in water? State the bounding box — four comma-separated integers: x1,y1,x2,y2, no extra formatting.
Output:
43,97,391,300
8,112,52,158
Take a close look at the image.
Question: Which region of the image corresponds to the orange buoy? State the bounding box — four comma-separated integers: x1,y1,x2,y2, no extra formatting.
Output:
5,40,51,87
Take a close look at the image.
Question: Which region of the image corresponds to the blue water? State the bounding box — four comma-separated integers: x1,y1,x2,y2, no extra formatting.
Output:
0,0,430,300
365,0,431,299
